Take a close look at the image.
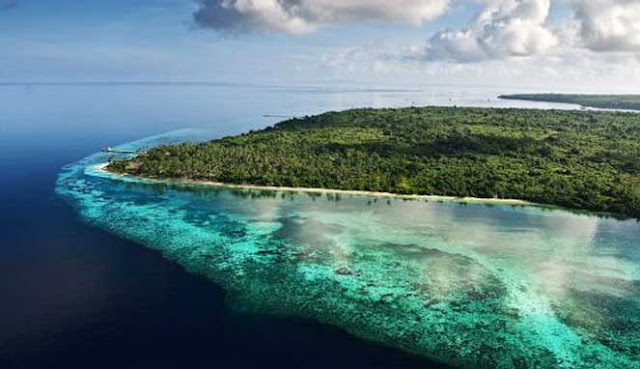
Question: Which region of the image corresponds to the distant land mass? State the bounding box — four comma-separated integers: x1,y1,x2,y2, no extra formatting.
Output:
108,107,640,218
499,94,640,111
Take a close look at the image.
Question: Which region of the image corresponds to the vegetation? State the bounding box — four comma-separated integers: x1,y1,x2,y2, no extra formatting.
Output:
499,94,640,111
108,107,640,217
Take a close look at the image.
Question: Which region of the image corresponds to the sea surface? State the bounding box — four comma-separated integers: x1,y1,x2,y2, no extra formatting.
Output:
1,83,638,368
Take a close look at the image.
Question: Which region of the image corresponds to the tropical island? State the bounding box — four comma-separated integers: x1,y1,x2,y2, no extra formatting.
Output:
499,94,640,111
108,107,640,218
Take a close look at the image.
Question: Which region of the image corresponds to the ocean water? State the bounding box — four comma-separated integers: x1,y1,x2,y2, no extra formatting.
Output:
2,83,638,368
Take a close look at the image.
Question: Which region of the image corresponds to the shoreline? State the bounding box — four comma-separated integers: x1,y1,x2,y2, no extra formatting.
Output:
498,95,640,113
95,163,538,207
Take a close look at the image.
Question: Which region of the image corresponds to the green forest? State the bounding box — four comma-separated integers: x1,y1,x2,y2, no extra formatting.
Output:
108,107,640,218
499,94,640,111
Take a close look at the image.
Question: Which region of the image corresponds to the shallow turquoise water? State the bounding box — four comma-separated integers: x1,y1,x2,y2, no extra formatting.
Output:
56,130,640,369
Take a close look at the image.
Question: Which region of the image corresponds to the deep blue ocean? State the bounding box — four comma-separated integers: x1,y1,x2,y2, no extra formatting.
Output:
0,83,586,368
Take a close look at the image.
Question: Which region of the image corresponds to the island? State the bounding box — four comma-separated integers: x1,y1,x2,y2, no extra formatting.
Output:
108,107,640,218
499,94,640,111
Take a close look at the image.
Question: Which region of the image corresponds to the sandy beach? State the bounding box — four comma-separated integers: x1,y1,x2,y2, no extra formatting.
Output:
96,162,537,207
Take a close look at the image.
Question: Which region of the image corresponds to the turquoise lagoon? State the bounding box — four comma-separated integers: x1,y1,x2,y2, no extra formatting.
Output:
56,130,640,369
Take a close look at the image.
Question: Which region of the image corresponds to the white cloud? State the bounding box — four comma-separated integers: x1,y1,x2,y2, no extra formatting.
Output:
423,0,557,62
193,0,450,34
314,42,640,92
574,0,640,52
190,0,640,88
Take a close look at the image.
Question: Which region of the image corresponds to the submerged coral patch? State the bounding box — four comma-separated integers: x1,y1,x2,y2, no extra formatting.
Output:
56,130,640,369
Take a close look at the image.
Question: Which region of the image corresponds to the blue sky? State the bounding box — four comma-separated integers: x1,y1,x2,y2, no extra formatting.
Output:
1,0,639,91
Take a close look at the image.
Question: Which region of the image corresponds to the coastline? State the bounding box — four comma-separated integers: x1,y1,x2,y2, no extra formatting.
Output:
498,94,640,113
95,163,537,207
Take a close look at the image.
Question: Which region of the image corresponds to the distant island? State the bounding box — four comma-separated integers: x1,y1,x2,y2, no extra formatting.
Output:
499,94,640,111
108,107,640,218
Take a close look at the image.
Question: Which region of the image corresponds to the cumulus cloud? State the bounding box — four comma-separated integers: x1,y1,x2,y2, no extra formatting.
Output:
190,0,639,68
423,0,557,62
193,0,450,34
574,0,640,52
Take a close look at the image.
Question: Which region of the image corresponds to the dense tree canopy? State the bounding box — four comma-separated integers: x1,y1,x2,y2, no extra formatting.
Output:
109,107,640,218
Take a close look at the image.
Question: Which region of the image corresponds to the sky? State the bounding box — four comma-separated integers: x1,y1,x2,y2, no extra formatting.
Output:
1,0,639,92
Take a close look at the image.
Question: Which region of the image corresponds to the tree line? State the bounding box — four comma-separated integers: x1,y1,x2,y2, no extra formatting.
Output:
108,107,640,218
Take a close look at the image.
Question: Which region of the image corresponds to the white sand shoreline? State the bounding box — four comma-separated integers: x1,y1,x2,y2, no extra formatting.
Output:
94,162,539,207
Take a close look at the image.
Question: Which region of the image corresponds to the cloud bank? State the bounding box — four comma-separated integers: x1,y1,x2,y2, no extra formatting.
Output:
574,0,640,52
193,0,450,34
423,0,557,62
192,0,640,64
